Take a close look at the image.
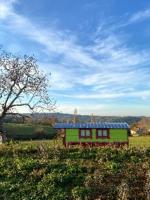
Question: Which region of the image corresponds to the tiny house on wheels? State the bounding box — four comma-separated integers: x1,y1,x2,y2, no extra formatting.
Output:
54,122,130,147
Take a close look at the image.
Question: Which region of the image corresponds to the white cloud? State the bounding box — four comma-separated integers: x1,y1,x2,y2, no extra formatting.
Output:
128,9,150,23
40,63,76,90
56,89,150,100
57,103,107,115
0,5,99,69
57,103,150,116
0,0,150,114
0,1,12,18
52,90,139,100
0,0,17,18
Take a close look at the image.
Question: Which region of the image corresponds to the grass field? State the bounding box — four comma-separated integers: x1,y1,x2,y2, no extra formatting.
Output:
19,136,150,149
129,136,150,148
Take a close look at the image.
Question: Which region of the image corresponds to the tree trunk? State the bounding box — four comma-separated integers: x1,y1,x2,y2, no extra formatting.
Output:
0,116,7,143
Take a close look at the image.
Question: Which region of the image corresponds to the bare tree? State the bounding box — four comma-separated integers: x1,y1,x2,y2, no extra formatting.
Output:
0,49,55,141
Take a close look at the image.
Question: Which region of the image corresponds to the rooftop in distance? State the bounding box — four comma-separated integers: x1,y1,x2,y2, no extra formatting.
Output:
54,122,130,129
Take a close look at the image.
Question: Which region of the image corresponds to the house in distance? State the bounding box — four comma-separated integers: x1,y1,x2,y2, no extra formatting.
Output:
54,122,130,147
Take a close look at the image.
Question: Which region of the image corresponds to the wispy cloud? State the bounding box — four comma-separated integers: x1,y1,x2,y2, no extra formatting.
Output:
57,103,150,116
54,89,150,100
0,0,150,114
0,1,99,68
57,103,108,115
0,0,17,18
128,9,150,23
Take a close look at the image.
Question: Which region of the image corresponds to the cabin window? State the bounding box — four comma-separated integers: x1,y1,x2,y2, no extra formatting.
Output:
79,129,92,138
97,130,103,137
96,129,109,139
80,130,85,137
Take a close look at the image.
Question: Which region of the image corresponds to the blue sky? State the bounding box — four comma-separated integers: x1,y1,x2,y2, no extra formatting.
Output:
0,0,150,116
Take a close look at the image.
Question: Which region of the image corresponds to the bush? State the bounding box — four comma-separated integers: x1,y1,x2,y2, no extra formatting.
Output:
0,143,150,199
34,128,47,139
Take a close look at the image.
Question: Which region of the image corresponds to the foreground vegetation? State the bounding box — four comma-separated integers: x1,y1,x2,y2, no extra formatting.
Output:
0,140,150,200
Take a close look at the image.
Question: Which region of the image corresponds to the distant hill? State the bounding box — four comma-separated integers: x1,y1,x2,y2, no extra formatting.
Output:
4,112,143,125
30,112,142,125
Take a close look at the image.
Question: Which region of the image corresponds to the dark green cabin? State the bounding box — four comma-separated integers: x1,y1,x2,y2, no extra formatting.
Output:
55,122,129,147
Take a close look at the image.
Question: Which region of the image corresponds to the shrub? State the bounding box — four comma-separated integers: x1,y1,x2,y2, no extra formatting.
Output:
0,143,150,199
34,128,46,139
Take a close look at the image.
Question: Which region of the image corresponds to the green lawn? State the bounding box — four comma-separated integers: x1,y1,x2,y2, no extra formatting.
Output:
129,136,150,148
18,136,150,149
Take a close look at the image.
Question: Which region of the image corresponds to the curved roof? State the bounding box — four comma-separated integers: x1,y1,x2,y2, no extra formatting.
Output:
54,122,129,129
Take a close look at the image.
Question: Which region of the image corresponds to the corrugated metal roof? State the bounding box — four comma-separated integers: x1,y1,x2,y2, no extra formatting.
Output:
54,122,129,129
